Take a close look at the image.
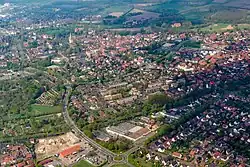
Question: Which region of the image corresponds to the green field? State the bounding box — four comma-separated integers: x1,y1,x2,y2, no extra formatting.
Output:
31,104,62,115
73,160,95,167
237,24,250,29
194,23,232,32
114,155,123,161
111,164,130,167
194,23,250,33
1,105,62,121
128,155,154,167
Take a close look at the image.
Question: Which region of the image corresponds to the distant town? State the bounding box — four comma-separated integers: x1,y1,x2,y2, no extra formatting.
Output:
0,0,250,167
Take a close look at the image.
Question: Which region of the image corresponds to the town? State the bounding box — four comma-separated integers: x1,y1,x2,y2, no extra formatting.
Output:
0,0,250,167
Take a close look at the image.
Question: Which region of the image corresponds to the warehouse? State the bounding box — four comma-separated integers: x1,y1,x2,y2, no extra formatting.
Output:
106,122,150,141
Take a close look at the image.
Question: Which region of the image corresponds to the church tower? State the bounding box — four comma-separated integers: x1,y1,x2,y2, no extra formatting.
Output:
69,33,73,44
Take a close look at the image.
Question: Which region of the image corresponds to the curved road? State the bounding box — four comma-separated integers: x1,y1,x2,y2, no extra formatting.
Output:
62,86,135,167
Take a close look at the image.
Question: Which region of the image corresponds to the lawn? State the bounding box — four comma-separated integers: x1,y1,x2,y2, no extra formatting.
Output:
1,105,62,121
31,104,62,115
111,164,130,167
73,160,95,167
128,155,154,167
114,155,123,161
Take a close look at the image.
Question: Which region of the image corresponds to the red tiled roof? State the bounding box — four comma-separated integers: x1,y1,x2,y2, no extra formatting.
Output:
38,159,53,165
17,162,26,167
26,153,33,159
26,165,35,167
59,145,81,158
172,152,182,159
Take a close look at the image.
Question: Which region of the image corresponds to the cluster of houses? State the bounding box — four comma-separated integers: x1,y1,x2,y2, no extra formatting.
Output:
69,31,162,80
150,87,250,166
0,144,34,167
144,31,250,166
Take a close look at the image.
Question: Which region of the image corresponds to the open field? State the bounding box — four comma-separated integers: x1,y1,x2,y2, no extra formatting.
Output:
224,0,250,10
109,12,124,17
127,11,159,22
194,23,250,32
101,5,132,16
134,3,156,7
237,24,250,29
73,160,95,167
130,8,145,13
111,164,130,167
1,105,62,121
212,0,228,3
31,104,62,115
128,155,153,167
198,23,234,32
211,9,249,22
108,28,141,32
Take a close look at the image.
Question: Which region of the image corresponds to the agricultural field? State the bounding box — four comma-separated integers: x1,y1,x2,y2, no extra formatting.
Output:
109,12,124,17
211,9,250,23
224,0,250,10
237,24,250,29
212,0,228,3
199,23,234,32
126,10,160,22
194,23,250,33
102,5,132,16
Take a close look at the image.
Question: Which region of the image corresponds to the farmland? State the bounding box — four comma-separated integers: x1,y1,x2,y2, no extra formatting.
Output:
193,23,250,33
199,23,234,32
211,9,250,23
224,0,250,10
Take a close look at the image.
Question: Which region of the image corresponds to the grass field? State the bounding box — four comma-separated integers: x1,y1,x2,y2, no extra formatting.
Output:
111,164,130,167
237,24,250,29
196,23,233,32
2,105,62,121
73,160,95,167
101,5,132,16
114,155,123,161
195,23,250,32
128,155,154,167
31,104,62,115
211,9,248,22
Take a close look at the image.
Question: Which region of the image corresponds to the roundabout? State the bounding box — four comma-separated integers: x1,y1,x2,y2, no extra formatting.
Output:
113,155,124,162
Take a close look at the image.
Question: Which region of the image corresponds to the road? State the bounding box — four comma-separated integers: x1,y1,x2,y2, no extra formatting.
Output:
63,87,116,157
62,86,136,167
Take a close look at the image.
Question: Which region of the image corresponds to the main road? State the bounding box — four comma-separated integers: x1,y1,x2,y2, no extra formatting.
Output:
62,86,135,167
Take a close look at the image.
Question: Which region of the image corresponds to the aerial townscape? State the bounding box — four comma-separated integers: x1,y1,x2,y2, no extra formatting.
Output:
0,0,249,167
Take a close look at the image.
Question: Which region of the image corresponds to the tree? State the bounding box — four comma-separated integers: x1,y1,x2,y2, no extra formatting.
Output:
83,129,93,138
148,93,173,106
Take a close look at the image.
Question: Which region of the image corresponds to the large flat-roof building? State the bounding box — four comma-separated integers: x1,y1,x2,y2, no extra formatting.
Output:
106,122,150,141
